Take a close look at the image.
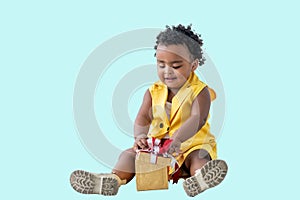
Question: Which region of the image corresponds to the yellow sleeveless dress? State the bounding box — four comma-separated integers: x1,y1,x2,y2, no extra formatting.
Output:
148,72,217,170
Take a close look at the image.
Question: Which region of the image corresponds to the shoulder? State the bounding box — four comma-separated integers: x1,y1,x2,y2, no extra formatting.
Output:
149,81,165,89
190,74,216,101
148,81,167,94
197,86,210,101
189,74,208,99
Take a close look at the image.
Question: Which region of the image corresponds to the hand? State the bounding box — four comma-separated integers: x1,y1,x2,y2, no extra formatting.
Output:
167,138,181,156
133,136,149,151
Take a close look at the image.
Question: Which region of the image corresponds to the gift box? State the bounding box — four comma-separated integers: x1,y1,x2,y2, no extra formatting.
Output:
135,152,171,191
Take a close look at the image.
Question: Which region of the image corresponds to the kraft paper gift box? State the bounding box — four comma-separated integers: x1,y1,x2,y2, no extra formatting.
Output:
135,152,171,191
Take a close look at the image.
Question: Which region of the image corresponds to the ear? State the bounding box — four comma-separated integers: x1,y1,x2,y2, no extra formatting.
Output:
191,59,199,71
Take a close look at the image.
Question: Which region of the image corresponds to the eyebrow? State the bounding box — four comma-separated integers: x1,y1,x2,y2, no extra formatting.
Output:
156,59,183,64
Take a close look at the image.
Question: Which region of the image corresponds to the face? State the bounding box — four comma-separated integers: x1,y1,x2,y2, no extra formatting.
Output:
156,44,198,93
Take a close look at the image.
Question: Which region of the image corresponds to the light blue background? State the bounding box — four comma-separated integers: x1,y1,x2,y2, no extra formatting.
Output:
1,0,299,199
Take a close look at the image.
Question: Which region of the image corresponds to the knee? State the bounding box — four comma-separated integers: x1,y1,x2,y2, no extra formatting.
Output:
188,149,211,160
184,149,211,168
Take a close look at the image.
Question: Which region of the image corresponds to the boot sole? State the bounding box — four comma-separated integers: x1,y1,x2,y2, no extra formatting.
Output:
70,170,119,196
183,159,228,197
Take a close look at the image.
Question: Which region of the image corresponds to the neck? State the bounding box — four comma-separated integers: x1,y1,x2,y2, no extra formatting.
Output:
167,89,178,102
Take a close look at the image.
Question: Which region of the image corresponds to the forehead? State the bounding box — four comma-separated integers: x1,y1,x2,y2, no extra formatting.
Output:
156,44,191,62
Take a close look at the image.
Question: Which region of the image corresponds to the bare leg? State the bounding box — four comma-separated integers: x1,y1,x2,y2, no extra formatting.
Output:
112,148,136,183
184,149,211,176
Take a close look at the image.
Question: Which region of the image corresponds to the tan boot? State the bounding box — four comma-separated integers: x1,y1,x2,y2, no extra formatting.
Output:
70,170,126,196
183,159,228,197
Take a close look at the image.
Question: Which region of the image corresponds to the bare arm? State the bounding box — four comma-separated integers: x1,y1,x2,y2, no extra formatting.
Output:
169,86,211,154
133,90,153,150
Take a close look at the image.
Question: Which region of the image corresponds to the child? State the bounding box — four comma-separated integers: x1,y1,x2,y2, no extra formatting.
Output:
70,24,228,197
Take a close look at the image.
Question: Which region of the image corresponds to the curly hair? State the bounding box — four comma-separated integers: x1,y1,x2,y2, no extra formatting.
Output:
154,24,205,66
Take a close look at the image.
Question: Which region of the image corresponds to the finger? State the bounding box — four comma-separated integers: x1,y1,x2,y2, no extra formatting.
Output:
175,147,181,153
133,143,138,151
137,140,147,149
173,147,181,156
141,139,149,148
168,147,175,154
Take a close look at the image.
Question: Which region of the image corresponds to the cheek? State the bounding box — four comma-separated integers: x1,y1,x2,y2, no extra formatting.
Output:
157,68,164,78
176,69,189,80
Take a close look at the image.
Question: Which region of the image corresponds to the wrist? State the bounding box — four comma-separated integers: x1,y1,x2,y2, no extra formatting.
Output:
171,136,183,143
134,133,148,140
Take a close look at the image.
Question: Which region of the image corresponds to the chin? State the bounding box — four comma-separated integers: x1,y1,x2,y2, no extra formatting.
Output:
167,85,180,90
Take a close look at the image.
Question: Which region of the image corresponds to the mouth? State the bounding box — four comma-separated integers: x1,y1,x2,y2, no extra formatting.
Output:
165,77,177,81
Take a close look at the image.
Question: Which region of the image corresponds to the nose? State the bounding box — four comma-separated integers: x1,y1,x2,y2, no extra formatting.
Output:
164,65,174,74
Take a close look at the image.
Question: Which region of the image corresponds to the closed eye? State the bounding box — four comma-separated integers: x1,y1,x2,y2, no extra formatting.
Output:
172,66,182,69
157,64,182,69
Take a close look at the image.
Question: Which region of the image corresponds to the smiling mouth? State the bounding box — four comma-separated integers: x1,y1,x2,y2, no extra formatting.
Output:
165,77,177,81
